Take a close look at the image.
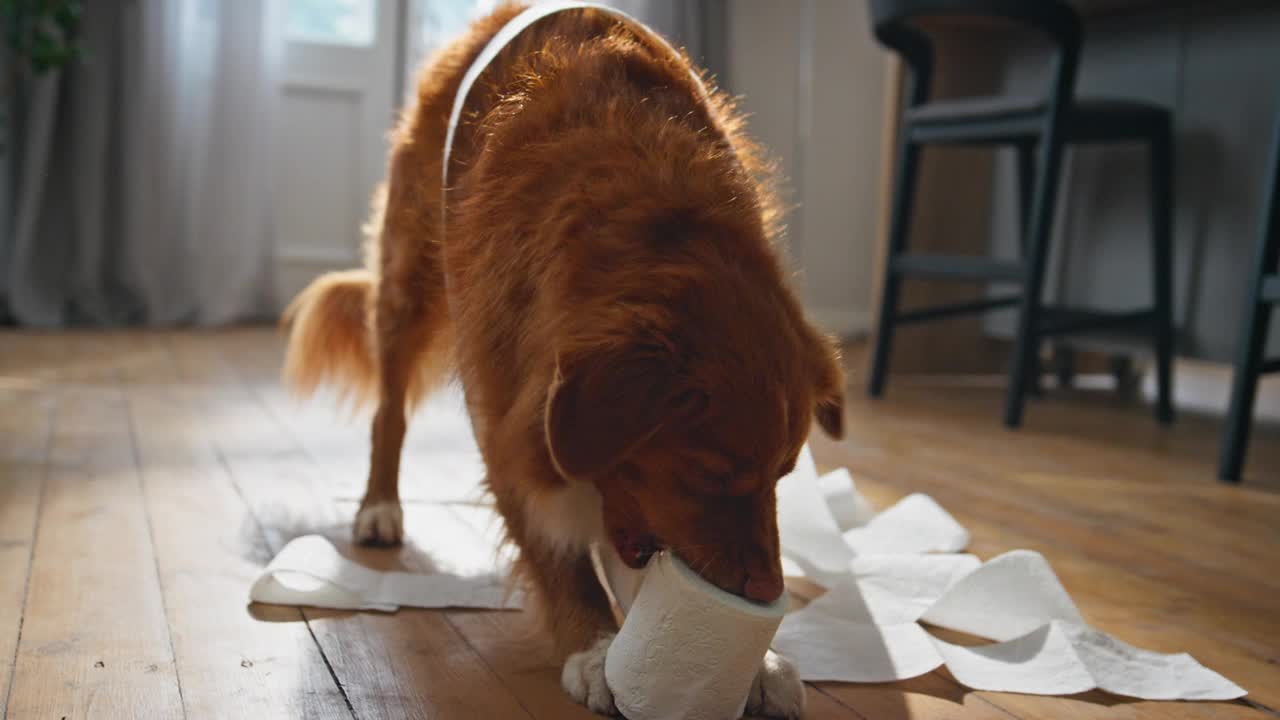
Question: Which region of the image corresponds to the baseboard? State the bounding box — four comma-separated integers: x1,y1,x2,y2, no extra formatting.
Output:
1142,359,1280,423
807,306,872,341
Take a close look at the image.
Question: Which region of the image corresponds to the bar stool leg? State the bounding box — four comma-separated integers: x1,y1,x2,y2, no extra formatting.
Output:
1220,301,1274,483
1006,135,1067,428
1016,142,1045,398
1219,117,1280,482
1053,344,1075,389
869,141,923,397
1150,119,1176,424
1016,141,1036,255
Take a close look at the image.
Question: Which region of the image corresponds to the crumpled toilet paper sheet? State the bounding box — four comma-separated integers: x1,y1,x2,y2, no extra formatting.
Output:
771,446,1246,701
250,534,521,611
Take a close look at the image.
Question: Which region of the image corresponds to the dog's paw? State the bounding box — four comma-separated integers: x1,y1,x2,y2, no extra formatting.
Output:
747,650,806,719
561,634,617,715
353,500,403,545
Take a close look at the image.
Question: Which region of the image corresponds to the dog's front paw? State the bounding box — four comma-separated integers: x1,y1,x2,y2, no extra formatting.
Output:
353,500,403,545
561,634,617,715
747,650,805,719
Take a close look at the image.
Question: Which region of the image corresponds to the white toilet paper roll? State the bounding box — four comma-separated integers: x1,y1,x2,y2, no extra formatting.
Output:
605,552,788,720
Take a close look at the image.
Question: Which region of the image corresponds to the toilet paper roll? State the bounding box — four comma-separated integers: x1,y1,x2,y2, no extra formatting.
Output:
605,552,787,720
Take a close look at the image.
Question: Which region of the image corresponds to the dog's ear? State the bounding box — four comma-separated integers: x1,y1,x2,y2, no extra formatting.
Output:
811,336,846,439
545,347,706,479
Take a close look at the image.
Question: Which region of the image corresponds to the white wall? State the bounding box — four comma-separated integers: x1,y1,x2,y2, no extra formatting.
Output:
727,1,888,338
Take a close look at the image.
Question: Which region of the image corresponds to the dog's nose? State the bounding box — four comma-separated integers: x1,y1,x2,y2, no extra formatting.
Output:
743,573,784,603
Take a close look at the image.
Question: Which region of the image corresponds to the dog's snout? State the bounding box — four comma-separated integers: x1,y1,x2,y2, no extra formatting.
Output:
743,573,784,603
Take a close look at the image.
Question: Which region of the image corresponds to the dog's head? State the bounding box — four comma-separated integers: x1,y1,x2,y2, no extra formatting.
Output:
544,279,844,603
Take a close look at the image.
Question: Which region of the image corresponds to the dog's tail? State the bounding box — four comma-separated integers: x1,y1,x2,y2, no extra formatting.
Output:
281,269,377,406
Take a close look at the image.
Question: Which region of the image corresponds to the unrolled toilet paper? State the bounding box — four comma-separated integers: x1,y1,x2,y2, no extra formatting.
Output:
842,493,969,555
604,552,787,720
249,534,521,611
818,467,877,531
249,387,1248,705
767,447,1246,701
776,443,855,583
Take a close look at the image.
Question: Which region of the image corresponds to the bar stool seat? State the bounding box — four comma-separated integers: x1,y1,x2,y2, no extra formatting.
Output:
906,96,1168,142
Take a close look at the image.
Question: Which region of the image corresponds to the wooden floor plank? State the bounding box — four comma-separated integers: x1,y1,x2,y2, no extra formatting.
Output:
0,434,45,717
117,332,353,719
1,330,56,712
164,331,537,720
814,675,1020,720
773,687,872,720
5,333,185,719
0,348,57,712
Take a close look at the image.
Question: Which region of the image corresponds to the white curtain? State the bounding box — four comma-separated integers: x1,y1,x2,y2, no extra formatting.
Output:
2,0,283,326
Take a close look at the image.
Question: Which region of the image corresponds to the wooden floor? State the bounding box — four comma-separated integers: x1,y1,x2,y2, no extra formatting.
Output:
1,329,1277,720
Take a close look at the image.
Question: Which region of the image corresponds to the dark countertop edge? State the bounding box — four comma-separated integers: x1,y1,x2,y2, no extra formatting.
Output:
1080,0,1275,24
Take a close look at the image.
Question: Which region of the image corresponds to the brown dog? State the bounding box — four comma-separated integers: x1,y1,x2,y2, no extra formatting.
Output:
283,3,844,716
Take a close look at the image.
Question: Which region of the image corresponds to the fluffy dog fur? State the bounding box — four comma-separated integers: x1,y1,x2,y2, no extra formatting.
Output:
284,4,844,715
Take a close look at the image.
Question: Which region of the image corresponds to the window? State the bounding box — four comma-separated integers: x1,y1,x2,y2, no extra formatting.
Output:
403,0,494,96
287,0,376,47
417,0,484,50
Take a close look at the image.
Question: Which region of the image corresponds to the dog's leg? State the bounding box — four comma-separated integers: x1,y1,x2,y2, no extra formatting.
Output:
355,152,448,546
549,551,618,715
515,538,618,713
356,266,452,544
354,334,416,545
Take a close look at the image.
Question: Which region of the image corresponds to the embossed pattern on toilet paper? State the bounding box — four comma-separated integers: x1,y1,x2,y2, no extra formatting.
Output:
851,554,982,623
606,552,785,720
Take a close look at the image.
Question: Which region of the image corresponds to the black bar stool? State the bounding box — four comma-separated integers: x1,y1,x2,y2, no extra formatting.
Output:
1219,110,1280,483
866,0,1175,428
